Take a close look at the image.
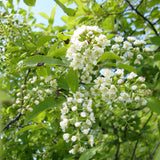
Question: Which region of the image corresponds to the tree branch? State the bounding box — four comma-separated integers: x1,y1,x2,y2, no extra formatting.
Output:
131,112,153,160
151,140,160,159
136,0,143,10
2,68,31,131
125,0,159,36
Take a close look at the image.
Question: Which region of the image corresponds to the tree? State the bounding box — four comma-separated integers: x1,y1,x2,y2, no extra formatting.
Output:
0,0,160,159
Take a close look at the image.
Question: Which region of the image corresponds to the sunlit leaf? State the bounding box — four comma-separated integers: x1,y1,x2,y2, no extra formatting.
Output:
117,63,136,73
79,147,100,160
146,97,160,114
38,12,49,20
23,0,36,6
14,124,47,137
66,68,79,93
98,52,121,62
25,96,64,124
54,0,76,16
37,35,54,47
23,55,65,67
150,36,160,46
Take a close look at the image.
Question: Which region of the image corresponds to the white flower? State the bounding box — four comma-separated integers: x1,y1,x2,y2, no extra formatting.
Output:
69,148,76,154
81,74,92,84
135,96,140,102
101,68,114,78
89,112,95,123
117,79,124,85
63,133,70,142
88,135,94,147
137,54,143,60
123,41,132,50
109,85,117,93
127,36,136,42
86,119,92,126
50,79,57,88
80,112,87,117
32,87,38,92
82,128,90,135
136,76,145,82
75,122,81,127
115,36,124,43
71,106,77,111
34,100,39,105
143,47,151,52
141,98,147,105
112,44,120,52
79,147,86,153
115,69,124,77
90,85,99,96
60,118,69,132
24,96,29,100
127,72,137,80
71,136,77,142
134,59,141,65
61,104,69,114
131,85,137,90
134,39,146,46
45,89,52,94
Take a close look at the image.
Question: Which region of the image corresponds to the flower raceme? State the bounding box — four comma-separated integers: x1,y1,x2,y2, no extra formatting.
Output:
60,25,152,154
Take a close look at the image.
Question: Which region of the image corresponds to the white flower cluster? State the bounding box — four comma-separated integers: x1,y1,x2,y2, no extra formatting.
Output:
111,35,150,65
13,76,58,114
60,91,95,153
60,25,152,154
66,25,110,77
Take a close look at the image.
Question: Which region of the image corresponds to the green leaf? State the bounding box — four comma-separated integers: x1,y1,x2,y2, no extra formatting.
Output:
0,90,10,102
54,0,76,16
49,4,57,26
146,97,160,114
23,55,65,67
23,0,36,6
98,52,121,62
36,67,48,77
48,47,67,57
117,63,136,73
57,32,70,41
79,147,100,160
14,124,47,137
38,12,49,20
37,35,54,47
66,68,79,93
150,36,160,46
102,16,115,31
25,96,64,124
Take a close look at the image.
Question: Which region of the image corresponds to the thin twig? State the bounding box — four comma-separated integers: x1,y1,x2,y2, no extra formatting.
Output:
131,139,139,160
130,112,153,160
136,0,144,10
125,0,159,36
2,68,31,131
151,140,160,159
115,140,120,160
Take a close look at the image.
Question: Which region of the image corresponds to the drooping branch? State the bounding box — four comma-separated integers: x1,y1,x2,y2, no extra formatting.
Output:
125,0,159,36
2,68,31,131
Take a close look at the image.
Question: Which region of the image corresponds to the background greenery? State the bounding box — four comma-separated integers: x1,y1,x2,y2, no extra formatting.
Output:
0,0,160,159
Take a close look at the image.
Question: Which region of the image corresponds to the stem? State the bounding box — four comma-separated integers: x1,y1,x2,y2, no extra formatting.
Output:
130,112,153,160
115,140,120,160
125,0,159,36
2,68,31,131
151,140,160,159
